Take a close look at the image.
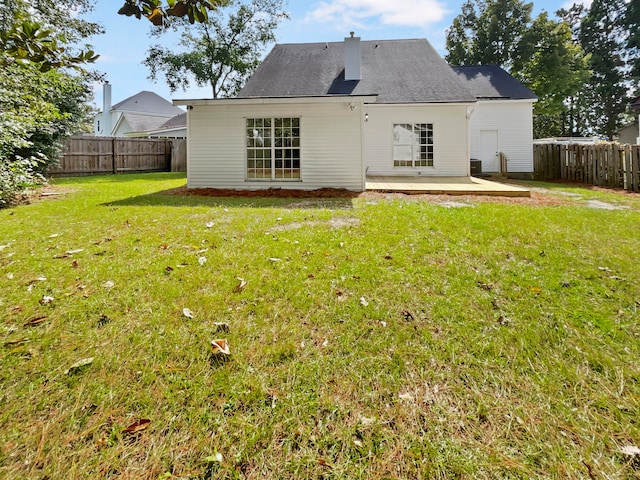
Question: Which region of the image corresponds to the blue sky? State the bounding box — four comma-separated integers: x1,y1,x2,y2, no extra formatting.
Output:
86,0,590,110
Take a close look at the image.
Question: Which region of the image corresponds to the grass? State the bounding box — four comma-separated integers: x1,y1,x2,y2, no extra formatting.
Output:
1,172,639,479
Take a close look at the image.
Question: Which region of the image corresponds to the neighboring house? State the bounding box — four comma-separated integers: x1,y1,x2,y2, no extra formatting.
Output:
146,113,187,139
615,120,639,144
452,65,537,176
174,35,536,191
94,83,185,137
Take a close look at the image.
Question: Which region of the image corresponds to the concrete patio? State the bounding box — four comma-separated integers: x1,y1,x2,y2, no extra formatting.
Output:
365,176,531,197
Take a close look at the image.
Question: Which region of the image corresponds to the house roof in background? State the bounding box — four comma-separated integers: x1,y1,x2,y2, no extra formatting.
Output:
120,113,175,133
451,65,537,100
159,112,186,129
238,39,476,104
111,91,184,115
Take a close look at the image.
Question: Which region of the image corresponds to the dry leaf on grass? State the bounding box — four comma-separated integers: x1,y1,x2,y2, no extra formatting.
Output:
213,322,230,333
64,357,94,375
359,296,369,307
183,308,194,319
211,339,230,355
233,278,247,293
619,445,640,456
198,256,207,266
123,419,151,435
39,296,54,305
23,316,49,327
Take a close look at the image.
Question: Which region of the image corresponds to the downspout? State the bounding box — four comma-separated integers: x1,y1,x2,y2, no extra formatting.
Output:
466,105,476,177
360,103,366,191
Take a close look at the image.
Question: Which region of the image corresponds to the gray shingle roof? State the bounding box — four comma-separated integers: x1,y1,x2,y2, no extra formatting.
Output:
451,65,537,100
238,39,476,103
111,91,184,115
159,112,187,129
121,113,174,133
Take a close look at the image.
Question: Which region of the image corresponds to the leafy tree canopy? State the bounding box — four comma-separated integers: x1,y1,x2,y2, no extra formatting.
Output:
144,0,288,98
118,0,228,26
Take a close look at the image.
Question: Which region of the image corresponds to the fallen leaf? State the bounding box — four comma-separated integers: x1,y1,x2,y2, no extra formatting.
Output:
384,255,393,260
39,295,54,305
123,419,151,435
158,243,170,251
353,439,363,448
213,322,230,333
321,339,329,348
6,272,14,279
183,308,194,319
233,278,247,293
205,222,215,228
71,260,79,268
401,310,414,321
267,257,281,262
528,286,542,293
165,266,174,272
198,256,207,266
204,452,224,463
65,248,84,255
477,282,492,290
619,445,640,456
23,316,49,327
211,339,230,355
49,234,60,238
65,357,94,375
359,296,369,307
4,338,29,348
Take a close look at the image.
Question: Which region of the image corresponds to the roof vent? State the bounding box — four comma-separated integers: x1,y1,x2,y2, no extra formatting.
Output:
344,32,361,81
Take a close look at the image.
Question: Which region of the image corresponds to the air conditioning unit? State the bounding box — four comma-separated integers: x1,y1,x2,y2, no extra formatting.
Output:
470,159,482,175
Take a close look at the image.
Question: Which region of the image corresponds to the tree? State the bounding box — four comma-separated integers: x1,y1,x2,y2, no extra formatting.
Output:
517,13,591,137
0,0,98,206
0,0,100,70
445,0,533,69
144,0,288,98
626,0,640,95
579,0,628,138
118,0,226,26
445,0,591,138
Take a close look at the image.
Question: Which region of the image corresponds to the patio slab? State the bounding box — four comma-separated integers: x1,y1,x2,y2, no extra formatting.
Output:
365,176,530,197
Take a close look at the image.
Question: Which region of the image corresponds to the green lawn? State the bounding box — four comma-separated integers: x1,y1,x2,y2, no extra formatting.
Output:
1,173,639,479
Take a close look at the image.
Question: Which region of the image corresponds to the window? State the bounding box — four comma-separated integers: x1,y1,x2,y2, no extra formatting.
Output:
247,117,300,180
393,123,433,167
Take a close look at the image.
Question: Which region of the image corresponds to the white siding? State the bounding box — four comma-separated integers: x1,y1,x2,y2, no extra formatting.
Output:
187,102,364,191
363,104,470,177
469,100,534,173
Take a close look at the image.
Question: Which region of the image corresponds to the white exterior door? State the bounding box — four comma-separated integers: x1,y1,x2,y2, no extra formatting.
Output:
480,130,499,172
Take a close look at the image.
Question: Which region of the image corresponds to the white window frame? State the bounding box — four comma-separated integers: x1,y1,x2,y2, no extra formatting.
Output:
393,123,434,168
246,117,301,181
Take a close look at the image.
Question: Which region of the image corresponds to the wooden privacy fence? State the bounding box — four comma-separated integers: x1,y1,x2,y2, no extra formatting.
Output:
533,143,640,192
49,136,187,176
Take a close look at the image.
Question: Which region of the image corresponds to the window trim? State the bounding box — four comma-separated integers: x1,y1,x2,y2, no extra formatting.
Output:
392,123,434,168
246,117,301,182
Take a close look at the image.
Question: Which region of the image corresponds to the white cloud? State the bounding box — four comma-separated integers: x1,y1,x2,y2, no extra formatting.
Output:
306,0,449,30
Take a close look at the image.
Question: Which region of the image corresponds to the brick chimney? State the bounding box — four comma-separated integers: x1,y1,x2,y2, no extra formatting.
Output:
344,32,361,81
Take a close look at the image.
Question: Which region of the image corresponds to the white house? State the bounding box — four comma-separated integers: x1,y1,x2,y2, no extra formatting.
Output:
452,65,536,176
95,83,185,138
174,35,536,191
